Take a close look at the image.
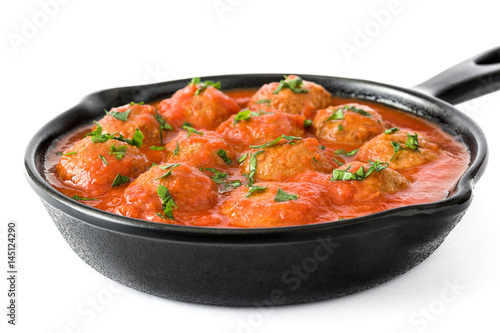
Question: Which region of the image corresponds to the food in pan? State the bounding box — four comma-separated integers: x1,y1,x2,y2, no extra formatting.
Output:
46,75,470,227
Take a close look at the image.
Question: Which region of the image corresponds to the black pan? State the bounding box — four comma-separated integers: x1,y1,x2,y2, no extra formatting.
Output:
24,47,500,306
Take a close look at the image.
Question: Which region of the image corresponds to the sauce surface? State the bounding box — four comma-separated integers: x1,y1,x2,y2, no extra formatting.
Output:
45,77,470,228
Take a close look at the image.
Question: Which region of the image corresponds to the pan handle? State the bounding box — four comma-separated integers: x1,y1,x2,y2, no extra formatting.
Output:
413,46,500,105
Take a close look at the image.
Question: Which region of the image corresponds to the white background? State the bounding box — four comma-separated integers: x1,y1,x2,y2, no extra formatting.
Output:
2,0,500,332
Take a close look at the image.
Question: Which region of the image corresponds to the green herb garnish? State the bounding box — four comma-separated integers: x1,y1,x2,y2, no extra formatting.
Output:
233,109,273,125
150,146,166,151
182,122,204,137
330,160,389,181
249,134,302,149
405,133,419,151
173,142,179,155
110,145,127,159
245,185,268,197
334,148,359,156
255,99,271,106
274,188,299,202
247,150,264,186
157,184,177,220
84,122,144,148
217,149,232,165
105,108,130,121
326,108,344,121
190,77,221,95
98,154,109,166
304,119,313,128
71,195,98,201
384,127,400,134
155,163,181,180
237,153,248,163
112,173,130,187
272,75,309,94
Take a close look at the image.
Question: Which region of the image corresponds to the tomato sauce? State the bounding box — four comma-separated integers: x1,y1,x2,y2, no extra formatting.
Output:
44,82,470,228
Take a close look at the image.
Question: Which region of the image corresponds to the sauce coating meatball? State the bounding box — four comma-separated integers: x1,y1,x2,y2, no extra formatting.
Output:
313,103,385,145
111,162,218,222
247,75,331,118
357,130,440,170
240,137,337,181
98,103,162,145
163,130,236,170
56,137,151,197
216,110,305,148
220,182,334,227
158,80,239,130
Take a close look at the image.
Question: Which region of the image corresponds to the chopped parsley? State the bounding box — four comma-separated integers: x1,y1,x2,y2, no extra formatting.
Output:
84,122,144,148
190,77,221,95
105,108,130,121
255,99,271,106
237,153,248,163
384,127,400,134
330,160,389,181
249,134,302,149
98,154,109,166
173,142,179,155
62,151,77,156
304,119,313,128
217,149,232,165
182,122,204,137
150,146,166,151
246,150,264,186
205,168,242,191
154,112,173,145
326,105,372,122
155,163,181,180
110,144,127,159
272,75,309,94
245,185,268,197
274,188,299,202
71,195,98,201
233,109,273,125
157,184,177,220
112,173,130,187
334,148,359,156
390,133,420,160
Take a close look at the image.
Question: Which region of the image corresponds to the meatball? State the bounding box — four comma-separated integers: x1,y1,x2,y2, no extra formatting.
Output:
111,162,218,223
357,130,440,170
216,110,305,148
247,75,332,118
292,161,409,206
98,103,162,146
157,79,240,130
163,130,236,170
240,137,337,181
56,137,151,197
313,103,385,145
220,182,334,227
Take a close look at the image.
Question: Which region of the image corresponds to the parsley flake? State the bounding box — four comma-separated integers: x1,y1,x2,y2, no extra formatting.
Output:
105,108,130,121
112,173,130,187
272,75,309,94
274,188,299,202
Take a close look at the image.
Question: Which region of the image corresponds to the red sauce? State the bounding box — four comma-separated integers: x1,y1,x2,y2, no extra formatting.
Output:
44,83,470,228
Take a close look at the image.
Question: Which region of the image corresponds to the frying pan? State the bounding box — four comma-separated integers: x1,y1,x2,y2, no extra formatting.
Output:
24,47,499,306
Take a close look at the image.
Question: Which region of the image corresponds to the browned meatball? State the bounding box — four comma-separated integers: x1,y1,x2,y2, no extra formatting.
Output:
219,182,334,228
110,162,218,223
313,103,386,145
56,137,151,197
98,103,162,146
292,161,409,206
163,130,236,170
240,137,337,182
247,75,332,119
357,130,440,170
157,79,240,130
216,110,305,148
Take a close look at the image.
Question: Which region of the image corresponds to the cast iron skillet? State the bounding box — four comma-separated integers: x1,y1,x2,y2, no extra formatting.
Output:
25,47,500,306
